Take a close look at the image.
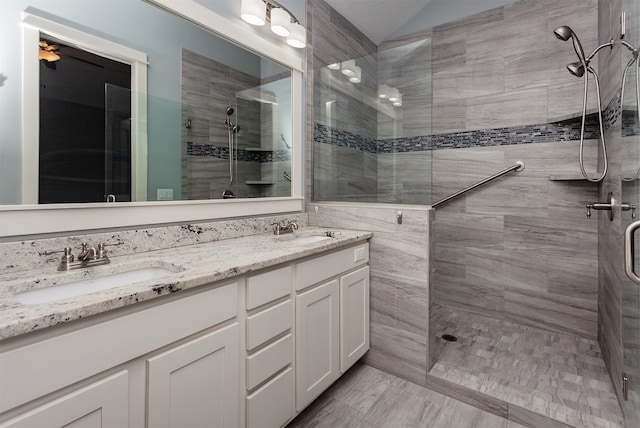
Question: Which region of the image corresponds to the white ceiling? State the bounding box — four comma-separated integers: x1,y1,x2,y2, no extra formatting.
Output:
324,0,435,44
324,0,516,45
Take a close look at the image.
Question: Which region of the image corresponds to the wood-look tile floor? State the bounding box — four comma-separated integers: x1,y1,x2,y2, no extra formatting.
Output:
429,306,624,428
286,363,527,428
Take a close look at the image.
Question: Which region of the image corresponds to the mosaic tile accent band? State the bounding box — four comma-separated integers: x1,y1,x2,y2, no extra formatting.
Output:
187,142,291,162
314,91,637,153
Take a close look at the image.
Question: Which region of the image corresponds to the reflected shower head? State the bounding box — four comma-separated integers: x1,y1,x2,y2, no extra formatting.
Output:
226,107,234,116
566,61,585,77
553,25,587,65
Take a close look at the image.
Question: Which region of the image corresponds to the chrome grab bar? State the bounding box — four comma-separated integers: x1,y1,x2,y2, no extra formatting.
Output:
431,161,525,208
624,220,640,286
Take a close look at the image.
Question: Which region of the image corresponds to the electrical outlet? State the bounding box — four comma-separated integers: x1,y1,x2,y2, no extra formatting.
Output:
157,189,173,201
354,247,365,262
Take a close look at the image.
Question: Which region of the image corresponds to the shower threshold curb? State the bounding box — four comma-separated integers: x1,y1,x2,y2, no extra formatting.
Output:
426,374,585,428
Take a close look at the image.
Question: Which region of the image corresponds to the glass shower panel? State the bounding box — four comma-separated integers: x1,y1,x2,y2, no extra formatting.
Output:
312,38,433,204
313,53,379,202
377,38,433,205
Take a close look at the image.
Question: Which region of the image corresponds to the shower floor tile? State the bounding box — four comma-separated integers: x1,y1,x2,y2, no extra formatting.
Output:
429,305,624,428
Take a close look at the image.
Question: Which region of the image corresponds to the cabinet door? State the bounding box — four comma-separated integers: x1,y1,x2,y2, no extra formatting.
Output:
2,371,128,428
295,279,340,411
147,323,240,428
340,266,370,372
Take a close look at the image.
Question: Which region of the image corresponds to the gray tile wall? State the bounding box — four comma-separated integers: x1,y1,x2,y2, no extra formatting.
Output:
432,141,599,339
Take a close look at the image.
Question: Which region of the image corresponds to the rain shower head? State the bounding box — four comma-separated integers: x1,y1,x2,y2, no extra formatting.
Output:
553,25,587,65
566,61,585,77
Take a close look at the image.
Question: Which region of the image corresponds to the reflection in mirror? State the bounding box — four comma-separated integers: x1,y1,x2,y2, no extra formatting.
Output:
38,37,133,203
0,0,293,206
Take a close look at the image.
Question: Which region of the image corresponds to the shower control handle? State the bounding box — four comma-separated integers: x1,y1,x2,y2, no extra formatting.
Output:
586,192,614,220
624,220,640,286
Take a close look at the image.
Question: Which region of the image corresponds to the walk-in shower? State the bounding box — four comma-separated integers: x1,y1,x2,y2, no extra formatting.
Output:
554,25,614,182
310,0,639,426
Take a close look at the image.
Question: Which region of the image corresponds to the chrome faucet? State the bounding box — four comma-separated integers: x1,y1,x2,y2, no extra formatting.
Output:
273,220,299,235
40,240,123,271
78,243,98,261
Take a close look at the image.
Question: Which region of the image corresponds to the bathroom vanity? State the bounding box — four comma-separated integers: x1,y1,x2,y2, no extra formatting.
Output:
0,228,371,427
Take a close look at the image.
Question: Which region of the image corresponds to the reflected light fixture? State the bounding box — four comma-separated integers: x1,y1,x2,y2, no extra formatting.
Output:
378,84,391,99
349,65,362,83
341,59,356,76
240,0,306,49
327,62,341,70
392,95,403,107
39,41,60,62
388,88,400,103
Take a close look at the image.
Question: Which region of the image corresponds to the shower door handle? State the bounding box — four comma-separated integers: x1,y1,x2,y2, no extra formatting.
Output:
624,220,640,285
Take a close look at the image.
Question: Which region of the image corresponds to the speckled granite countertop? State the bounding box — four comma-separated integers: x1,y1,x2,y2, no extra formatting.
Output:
0,228,371,341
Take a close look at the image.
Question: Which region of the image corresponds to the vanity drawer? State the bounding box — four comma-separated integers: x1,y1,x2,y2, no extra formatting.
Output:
295,243,369,291
246,266,292,310
246,299,292,351
246,333,293,390
246,367,294,428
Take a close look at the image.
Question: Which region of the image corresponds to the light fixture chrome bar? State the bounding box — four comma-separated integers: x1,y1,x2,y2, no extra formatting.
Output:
431,161,525,208
264,0,301,24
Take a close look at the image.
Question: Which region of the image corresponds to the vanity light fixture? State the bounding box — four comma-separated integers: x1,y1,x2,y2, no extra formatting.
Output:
270,7,291,36
240,0,266,26
240,0,306,48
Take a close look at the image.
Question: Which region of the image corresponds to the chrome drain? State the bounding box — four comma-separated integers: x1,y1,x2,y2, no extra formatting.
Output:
441,334,458,342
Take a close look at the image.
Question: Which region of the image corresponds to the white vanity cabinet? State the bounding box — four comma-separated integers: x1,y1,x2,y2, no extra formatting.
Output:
0,281,240,428
0,239,371,428
294,244,370,412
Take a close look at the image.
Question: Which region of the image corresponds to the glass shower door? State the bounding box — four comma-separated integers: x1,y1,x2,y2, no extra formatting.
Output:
621,2,640,423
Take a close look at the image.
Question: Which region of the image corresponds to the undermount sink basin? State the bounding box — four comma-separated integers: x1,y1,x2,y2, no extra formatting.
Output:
288,235,332,244
15,266,180,305
275,232,334,245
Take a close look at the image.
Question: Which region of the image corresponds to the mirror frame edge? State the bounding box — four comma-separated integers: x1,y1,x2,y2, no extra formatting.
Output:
2,0,305,239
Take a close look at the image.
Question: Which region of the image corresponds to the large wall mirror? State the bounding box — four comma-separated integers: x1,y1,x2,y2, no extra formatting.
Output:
0,0,304,237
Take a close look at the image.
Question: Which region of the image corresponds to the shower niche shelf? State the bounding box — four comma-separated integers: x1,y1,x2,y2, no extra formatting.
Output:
245,180,275,185
548,174,591,181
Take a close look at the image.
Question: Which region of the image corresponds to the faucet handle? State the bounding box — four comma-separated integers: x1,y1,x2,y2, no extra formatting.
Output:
97,240,123,258
39,247,74,260
39,247,74,271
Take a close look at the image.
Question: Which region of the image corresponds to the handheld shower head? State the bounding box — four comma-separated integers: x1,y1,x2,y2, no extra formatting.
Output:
566,61,585,77
553,25,587,65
